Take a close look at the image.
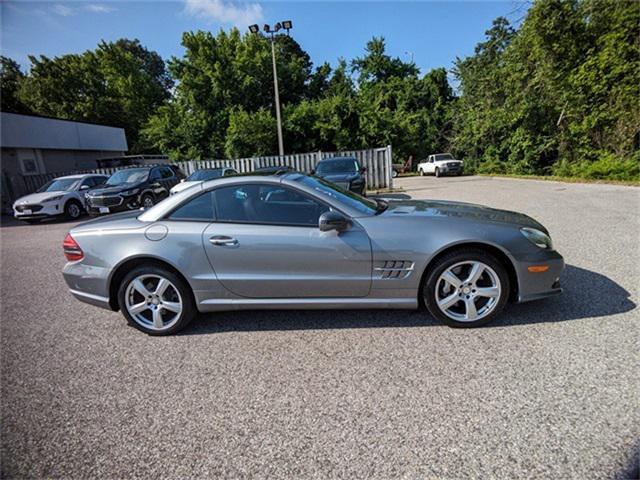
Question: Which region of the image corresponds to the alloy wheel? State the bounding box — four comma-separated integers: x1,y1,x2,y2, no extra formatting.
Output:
124,274,183,331
434,260,501,322
68,203,81,218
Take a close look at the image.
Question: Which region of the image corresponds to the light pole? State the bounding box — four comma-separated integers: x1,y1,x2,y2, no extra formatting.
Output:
249,21,292,157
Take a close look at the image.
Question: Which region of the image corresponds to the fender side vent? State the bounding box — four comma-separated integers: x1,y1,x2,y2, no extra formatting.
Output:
374,261,415,279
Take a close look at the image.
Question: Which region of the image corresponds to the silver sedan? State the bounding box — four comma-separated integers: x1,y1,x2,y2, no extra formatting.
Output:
63,172,564,335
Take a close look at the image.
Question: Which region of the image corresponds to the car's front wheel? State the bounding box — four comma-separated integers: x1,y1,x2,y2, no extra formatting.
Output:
422,249,510,327
141,194,155,209
118,265,196,335
65,200,83,219
435,167,441,177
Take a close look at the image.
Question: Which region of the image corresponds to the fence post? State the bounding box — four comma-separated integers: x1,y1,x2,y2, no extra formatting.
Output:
386,144,393,189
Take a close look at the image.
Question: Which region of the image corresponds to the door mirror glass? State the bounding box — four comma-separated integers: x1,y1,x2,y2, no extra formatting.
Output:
319,211,350,232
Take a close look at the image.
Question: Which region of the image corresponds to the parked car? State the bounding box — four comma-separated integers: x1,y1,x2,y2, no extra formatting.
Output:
85,165,185,215
63,172,564,336
13,174,108,224
170,168,238,195
311,156,367,194
417,153,464,177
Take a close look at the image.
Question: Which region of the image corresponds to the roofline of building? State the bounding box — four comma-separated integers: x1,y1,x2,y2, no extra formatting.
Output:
1,111,125,130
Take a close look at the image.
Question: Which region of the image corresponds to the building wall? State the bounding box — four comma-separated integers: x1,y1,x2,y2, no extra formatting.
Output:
1,147,124,213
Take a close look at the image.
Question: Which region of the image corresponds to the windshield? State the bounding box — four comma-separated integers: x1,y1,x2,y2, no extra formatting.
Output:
293,175,377,215
106,169,149,186
37,178,78,193
435,154,454,161
316,159,358,175
187,169,223,182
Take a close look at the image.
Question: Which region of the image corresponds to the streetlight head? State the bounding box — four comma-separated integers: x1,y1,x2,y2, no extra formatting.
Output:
274,22,282,31
263,24,271,33
282,20,293,29
248,24,260,34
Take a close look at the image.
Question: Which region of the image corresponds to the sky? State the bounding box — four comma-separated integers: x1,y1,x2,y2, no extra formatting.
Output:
1,0,528,77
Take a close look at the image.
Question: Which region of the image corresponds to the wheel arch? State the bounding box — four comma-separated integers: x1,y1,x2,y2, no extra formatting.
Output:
418,241,519,306
107,255,194,311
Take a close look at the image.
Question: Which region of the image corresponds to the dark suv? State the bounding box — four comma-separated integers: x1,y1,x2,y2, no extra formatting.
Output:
311,157,367,195
86,165,185,215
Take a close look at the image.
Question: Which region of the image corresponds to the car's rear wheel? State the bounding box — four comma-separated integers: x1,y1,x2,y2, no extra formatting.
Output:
422,249,510,327
419,168,425,176
118,266,196,335
65,200,82,219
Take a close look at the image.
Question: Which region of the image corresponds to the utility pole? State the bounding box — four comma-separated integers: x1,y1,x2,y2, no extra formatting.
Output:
249,21,293,157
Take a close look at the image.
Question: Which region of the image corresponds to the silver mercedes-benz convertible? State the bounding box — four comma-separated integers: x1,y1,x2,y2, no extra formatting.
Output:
63,172,564,335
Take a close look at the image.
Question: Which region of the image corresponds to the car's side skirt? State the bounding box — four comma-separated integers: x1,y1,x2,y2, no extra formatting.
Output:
198,297,418,312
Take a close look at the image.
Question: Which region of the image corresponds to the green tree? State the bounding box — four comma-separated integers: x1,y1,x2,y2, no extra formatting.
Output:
17,39,171,153
225,108,277,158
0,56,31,114
144,29,312,159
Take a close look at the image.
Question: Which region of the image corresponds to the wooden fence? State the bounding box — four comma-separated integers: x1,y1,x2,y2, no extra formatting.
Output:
2,146,392,212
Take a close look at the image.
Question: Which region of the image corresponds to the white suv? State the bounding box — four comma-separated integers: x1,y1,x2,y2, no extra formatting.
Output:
417,153,464,177
13,174,107,224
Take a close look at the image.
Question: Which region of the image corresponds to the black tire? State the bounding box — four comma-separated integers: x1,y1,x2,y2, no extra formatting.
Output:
65,200,83,220
419,168,425,176
422,248,510,328
141,194,155,209
392,170,398,178
118,265,196,335
435,167,441,177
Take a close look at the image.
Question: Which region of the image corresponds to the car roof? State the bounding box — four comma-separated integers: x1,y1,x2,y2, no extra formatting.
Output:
54,173,107,180
318,156,357,162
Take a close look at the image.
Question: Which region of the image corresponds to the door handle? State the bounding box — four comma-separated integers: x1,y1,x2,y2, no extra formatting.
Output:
209,235,238,246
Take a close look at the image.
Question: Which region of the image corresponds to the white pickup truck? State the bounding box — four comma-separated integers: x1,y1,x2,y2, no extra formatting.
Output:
417,153,464,177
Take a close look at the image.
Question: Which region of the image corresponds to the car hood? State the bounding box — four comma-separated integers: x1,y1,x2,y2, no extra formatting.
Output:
88,182,142,196
317,172,360,182
380,199,546,231
14,191,68,204
170,181,202,194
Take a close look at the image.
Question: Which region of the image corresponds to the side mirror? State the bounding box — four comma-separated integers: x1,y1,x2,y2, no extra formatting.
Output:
180,179,185,183
319,211,350,232
360,166,367,173
79,185,89,191
310,169,315,175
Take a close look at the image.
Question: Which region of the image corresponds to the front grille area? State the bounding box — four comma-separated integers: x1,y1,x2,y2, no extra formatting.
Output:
447,162,461,168
88,196,122,207
15,204,43,213
374,260,415,279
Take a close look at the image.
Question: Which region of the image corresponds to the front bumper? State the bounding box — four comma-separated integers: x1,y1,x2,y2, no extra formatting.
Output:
86,193,138,215
513,249,565,302
13,202,64,220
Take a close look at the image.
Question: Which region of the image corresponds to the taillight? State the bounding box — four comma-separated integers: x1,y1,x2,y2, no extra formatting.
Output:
63,233,84,261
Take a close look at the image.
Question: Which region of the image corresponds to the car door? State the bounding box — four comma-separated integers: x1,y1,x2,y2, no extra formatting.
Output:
426,156,435,173
201,182,372,298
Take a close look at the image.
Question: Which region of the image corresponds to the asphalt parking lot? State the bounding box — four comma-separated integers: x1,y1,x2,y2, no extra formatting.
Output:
1,175,638,479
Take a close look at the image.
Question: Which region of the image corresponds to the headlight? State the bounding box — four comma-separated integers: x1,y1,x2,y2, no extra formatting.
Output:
43,195,63,203
121,188,139,196
520,227,553,249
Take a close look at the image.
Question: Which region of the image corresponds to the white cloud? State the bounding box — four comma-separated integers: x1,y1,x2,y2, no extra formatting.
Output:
84,4,117,14
51,4,75,16
184,0,263,27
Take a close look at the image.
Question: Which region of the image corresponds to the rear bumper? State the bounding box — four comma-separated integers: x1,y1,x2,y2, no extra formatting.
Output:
513,250,565,303
63,262,114,310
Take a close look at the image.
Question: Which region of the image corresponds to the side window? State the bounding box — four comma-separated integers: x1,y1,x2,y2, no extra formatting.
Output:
149,168,162,181
224,169,237,176
169,191,215,221
94,176,107,186
213,184,329,226
160,166,174,179
80,177,94,188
